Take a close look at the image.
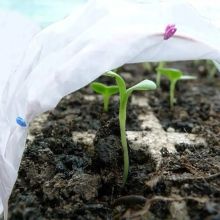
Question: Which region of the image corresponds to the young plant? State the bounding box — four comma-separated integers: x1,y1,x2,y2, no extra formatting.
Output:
157,67,196,108
206,60,217,79
91,82,119,112
104,71,156,183
193,60,218,79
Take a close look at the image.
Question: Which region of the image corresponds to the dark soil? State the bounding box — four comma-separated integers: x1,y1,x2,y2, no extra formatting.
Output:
7,61,220,220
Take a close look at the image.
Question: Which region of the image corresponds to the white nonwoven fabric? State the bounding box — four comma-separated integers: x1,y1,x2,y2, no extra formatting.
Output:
0,0,220,218
0,9,40,218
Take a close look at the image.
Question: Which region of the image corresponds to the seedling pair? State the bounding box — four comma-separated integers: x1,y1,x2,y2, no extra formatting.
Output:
91,71,156,183
157,67,196,108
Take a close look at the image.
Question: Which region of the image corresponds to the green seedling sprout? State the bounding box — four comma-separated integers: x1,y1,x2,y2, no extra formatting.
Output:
193,60,218,79
157,67,196,108
104,71,156,183
206,60,217,79
91,82,119,112
156,62,166,87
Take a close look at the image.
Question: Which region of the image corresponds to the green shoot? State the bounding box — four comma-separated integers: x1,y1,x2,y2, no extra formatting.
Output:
91,82,119,112
105,71,156,183
193,60,218,79
156,62,166,87
157,67,196,108
206,60,217,79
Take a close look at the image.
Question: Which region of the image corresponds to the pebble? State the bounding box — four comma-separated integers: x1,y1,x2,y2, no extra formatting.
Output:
167,127,175,132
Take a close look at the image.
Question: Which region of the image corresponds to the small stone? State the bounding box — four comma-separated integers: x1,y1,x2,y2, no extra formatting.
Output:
185,148,193,155
170,201,189,220
167,127,175,132
192,125,201,133
120,72,133,82
178,110,189,120
198,65,205,72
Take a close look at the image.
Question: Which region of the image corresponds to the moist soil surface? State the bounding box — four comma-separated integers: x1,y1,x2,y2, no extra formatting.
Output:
7,62,220,220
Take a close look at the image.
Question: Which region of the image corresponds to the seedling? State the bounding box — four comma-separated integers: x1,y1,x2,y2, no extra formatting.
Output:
104,71,156,183
193,60,218,79
91,82,119,112
157,67,196,108
206,60,217,79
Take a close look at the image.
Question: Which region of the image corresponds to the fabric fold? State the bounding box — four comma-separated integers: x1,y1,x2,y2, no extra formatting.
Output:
0,0,220,218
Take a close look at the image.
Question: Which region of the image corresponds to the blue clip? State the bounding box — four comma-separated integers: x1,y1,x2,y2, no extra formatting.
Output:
16,117,27,127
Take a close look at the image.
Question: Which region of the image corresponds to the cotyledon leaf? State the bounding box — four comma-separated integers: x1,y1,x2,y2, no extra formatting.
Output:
157,68,183,81
91,82,119,96
127,79,157,95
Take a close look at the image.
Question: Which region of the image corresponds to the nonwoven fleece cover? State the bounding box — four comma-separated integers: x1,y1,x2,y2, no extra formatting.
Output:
0,0,220,218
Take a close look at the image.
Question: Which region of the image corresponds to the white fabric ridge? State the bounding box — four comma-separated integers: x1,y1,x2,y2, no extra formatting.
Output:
0,0,220,218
